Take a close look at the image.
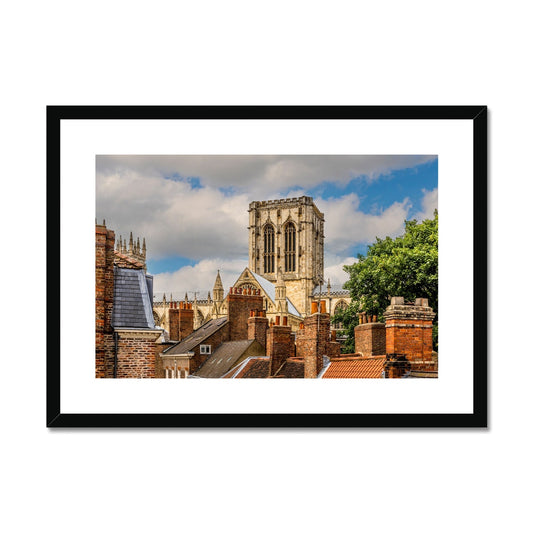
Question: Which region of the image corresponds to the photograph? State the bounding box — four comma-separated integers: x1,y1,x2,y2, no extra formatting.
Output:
95,154,439,381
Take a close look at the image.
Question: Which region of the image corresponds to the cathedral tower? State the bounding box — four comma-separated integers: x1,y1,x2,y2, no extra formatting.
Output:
248,196,324,316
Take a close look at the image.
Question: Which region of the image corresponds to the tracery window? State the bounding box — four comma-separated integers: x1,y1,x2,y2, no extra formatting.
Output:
333,300,348,329
284,222,296,272
263,224,275,274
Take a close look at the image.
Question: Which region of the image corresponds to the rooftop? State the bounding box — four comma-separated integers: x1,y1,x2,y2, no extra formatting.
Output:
162,317,228,355
112,267,155,329
321,356,386,379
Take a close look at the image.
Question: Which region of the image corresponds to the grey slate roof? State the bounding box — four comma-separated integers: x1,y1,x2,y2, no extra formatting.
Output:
194,340,256,378
313,283,350,297
112,267,155,329
162,317,228,355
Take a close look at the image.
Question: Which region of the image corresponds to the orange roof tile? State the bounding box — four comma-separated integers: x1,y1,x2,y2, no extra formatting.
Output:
322,356,386,379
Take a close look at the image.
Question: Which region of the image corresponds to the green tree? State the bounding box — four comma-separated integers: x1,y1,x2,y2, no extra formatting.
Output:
334,211,438,353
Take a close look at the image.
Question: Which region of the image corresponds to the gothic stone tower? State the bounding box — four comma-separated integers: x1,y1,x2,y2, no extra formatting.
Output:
248,196,324,316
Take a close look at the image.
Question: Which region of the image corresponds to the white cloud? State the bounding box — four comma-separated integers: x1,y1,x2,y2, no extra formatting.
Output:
97,154,436,197
324,253,357,287
153,257,248,297
319,193,410,254
414,187,438,221
96,169,250,260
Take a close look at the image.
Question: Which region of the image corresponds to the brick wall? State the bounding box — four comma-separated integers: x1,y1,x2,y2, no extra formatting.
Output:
247,312,269,349
227,290,264,341
114,330,161,378
168,303,195,341
383,297,436,375
296,307,331,378
95,224,115,378
267,324,293,376
354,323,386,356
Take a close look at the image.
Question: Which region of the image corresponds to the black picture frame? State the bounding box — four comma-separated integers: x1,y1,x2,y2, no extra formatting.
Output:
47,105,487,428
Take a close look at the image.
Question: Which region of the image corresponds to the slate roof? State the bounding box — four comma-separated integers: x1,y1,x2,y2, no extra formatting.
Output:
162,317,228,355
112,267,155,329
313,284,350,297
194,340,257,378
321,356,386,379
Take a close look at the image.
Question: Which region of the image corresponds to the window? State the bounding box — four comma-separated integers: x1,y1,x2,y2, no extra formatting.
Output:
333,300,348,329
263,224,275,273
284,222,296,272
200,344,211,354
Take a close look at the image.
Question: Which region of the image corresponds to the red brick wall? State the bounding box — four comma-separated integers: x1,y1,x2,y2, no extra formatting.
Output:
296,312,331,378
383,297,436,374
267,325,293,376
354,323,386,356
248,316,269,349
168,305,195,341
115,333,158,378
95,224,115,378
227,292,264,341
386,318,434,371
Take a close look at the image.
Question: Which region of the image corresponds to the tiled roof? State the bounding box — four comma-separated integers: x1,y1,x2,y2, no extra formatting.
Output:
272,358,305,378
227,357,271,378
322,356,386,379
194,340,257,378
162,317,228,355
112,267,155,329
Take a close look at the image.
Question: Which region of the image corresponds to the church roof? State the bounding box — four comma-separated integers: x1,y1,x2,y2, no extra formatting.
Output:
248,270,301,317
313,284,350,297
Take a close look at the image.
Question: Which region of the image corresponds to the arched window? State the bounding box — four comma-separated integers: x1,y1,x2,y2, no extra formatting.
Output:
284,222,296,272
333,300,348,329
263,224,275,273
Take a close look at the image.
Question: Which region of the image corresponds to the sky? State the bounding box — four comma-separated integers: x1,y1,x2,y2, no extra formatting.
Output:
96,155,438,298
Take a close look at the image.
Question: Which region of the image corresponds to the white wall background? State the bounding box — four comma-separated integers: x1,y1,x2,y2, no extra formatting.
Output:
1,1,528,532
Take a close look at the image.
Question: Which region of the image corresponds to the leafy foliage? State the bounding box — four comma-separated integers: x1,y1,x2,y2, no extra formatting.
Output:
334,211,438,352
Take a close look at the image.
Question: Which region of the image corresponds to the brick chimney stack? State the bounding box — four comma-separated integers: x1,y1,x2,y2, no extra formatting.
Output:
267,320,293,377
248,310,269,349
95,221,115,378
296,300,331,378
227,288,264,341
354,312,386,356
168,303,195,342
383,296,436,377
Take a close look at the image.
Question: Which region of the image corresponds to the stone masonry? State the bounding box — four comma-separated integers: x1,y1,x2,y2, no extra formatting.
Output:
248,196,325,316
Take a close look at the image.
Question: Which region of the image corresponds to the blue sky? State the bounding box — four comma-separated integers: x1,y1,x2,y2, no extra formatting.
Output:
96,155,437,295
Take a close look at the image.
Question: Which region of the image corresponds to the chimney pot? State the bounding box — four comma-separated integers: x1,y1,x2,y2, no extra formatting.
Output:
311,301,318,314
275,316,280,325
320,300,326,314
282,316,288,326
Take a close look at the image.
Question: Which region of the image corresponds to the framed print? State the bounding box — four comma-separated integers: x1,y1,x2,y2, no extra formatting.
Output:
47,105,487,428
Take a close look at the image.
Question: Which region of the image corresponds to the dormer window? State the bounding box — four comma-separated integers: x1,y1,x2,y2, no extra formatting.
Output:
200,345,211,354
